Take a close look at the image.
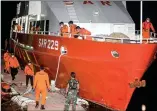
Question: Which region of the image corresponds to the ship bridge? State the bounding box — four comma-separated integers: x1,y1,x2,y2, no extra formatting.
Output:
13,1,137,39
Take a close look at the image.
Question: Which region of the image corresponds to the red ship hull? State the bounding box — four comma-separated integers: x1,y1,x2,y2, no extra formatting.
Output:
10,32,157,110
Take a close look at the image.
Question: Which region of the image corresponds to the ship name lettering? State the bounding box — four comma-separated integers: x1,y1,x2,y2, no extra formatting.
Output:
39,38,58,50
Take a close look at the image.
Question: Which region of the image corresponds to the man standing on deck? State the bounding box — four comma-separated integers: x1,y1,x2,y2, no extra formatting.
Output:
33,65,50,110
64,72,79,111
68,21,77,37
3,50,11,74
59,22,69,37
24,61,34,89
142,18,155,38
8,53,20,80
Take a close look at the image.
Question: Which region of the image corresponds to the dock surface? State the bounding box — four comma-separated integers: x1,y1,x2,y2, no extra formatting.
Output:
1,61,85,111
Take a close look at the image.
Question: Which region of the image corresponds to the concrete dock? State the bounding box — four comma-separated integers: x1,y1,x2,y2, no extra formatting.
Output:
1,62,85,111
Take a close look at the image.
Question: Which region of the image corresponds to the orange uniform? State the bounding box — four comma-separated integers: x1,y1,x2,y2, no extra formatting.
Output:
9,56,19,68
17,25,21,31
70,24,77,37
33,70,50,105
75,28,92,40
24,64,34,76
60,25,69,37
3,52,11,72
142,21,155,38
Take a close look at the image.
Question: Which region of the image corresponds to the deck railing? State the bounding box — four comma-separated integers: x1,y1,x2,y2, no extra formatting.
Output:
12,30,157,44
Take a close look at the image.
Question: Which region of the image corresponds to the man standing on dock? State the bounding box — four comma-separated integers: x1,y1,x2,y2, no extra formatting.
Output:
24,61,34,89
64,72,79,111
3,50,11,74
33,65,50,110
8,53,20,80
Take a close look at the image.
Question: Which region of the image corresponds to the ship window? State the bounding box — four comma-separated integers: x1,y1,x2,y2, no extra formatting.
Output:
111,51,119,58
45,20,49,35
40,20,44,31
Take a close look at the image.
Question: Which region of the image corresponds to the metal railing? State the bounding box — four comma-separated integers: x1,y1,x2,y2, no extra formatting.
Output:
12,30,157,44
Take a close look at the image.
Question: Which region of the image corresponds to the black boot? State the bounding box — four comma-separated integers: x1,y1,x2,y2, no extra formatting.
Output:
4,69,6,73
35,101,39,108
40,105,45,110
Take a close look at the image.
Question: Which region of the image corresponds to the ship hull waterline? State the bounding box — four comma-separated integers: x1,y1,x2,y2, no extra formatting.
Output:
10,32,157,111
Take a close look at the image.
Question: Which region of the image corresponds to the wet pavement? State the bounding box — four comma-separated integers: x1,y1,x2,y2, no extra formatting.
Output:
1,61,85,111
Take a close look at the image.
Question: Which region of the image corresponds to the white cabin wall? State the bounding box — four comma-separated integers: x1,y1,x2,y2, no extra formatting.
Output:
28,1,41,15
42,2,60,33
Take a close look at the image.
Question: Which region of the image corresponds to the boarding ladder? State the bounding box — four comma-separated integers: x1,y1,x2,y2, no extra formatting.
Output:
65,3,79,23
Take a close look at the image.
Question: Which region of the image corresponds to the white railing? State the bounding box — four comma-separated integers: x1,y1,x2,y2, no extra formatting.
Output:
12,30,157,44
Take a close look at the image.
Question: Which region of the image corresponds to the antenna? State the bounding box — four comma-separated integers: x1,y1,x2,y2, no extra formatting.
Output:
140,1,143,43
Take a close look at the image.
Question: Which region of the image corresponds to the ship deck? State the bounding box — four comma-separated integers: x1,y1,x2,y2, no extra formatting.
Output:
1,60,85,111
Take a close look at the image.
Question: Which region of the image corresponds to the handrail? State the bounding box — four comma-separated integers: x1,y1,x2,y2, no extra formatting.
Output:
12,30,157,44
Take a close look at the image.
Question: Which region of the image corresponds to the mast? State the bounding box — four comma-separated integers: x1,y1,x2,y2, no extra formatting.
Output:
140,1,143,43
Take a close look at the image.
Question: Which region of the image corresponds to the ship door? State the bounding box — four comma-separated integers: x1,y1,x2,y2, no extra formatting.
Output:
113,24,125,33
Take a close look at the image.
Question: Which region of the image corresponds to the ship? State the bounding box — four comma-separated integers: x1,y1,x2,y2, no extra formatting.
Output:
9,1,157,111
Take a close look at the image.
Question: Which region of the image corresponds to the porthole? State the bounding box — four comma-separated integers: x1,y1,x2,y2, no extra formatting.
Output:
111,51,119,58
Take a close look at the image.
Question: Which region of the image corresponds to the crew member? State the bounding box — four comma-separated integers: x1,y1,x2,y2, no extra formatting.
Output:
74,26,92,40
33,65,50,110
15,23,22,32
59,22,69,37
68,21,77,37
8,53,20,80
64,72,79,111
3,50,11,74
142,18,155,38
24,61,34,88
36,25,41,34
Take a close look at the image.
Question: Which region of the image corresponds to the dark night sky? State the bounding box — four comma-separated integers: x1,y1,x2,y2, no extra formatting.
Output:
1,1,157,48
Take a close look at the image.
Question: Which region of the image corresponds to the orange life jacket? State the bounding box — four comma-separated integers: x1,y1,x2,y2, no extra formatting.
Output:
17,25,21,31
9,57,19,68
75,28,92,40
60,25,69,37
142,21,155,32
70,24,77,36
4,52,10,62
24,64,34,76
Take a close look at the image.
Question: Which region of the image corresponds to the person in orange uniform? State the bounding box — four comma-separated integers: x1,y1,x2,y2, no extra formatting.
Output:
33,65,50,110
59,22,69,37
3,50,11,74
9,53,20,80
15,23,21,32
74,26,92,40
24,61,34,88
68,21,77,37
142,18,155,38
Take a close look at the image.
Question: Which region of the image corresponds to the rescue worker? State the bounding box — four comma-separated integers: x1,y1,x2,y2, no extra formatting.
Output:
8,53,20,80
68,21,77,37
59,22,69,37
36,25,41,34
64,72,79,111
3,50,11,74
33,65,50,110
74,26,92,40
142,18,155,38
24,61,34,88
15,23,22,32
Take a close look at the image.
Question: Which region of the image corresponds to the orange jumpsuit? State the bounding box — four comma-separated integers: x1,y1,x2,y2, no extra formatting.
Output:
4,52,11,72
75,28,92,40
142,21,155,38
33,70,50,105
9,57,20,68
70,24,77,37
60,25,69,37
